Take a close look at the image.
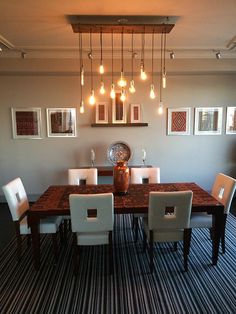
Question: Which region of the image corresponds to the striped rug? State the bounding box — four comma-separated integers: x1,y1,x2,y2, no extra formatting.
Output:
1,214,236,314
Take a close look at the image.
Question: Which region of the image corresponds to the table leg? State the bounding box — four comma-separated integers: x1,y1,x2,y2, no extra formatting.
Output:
28,214,41,270
212,210,223,265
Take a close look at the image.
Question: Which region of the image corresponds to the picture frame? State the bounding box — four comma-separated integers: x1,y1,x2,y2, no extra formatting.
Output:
130,104,141,123
95,102,108,124
226,106,236,134
167,107,191,135
46,108,77,137
112,92,126,124
194,107,223,135
11,107,42,139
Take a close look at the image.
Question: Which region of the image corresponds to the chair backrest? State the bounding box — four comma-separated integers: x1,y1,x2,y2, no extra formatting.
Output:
130,167,160,184
148,191,193,230
68,168,98,185
211,173,236,214
2,177,29,221
69,193,114,233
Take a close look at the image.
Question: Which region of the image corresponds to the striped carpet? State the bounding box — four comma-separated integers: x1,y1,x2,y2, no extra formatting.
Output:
1,214,236,314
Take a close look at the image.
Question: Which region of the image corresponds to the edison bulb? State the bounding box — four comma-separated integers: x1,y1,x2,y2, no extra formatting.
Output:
80,101,84,114
158,102,163,115
117,72,127,87
140,64,147,80
100,82,105,94
162,73,167,88
150,84,156,99
120,89,126,102
129,80,136,94
89,90,96,105
99,63,104,74
110,84,116,99
80,67,84,86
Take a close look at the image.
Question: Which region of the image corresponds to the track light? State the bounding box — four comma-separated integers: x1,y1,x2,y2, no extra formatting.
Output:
170,51,175,59
216,52,221,59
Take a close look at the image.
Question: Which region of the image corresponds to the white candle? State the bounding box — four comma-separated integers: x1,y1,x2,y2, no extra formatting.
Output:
142,149,146,160
91,149,95,162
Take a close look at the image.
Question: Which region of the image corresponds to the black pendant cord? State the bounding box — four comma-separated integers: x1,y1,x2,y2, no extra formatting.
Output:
90,30,93,90
160,32,163,102
111,30,114,84
151,30,154,85
131,31,134,81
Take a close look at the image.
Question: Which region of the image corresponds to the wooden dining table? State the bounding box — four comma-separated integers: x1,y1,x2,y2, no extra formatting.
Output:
28,182,224,270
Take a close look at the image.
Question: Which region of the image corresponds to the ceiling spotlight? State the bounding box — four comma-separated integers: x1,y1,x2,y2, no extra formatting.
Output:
216,52,221,59
170,51,175,59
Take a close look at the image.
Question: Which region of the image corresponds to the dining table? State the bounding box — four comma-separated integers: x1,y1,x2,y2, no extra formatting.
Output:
28,182,224,270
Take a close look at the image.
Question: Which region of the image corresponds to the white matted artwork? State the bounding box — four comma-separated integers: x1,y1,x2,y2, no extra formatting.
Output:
226,106,236,134
46,108,77,137
11,107,42,139
95,102,108,124
167,108,191,135
130,104,141,123
194,107,223,135
112,92,126,123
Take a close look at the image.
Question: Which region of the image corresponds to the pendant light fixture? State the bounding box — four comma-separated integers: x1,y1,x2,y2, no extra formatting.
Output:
79,31,84,113
110,30,116,99
88,30,96,105
149,30,156,99
129,31,136,94
117,30,127,88
162,30,167,88
140,32,147,80
158,31,164,114
99,29,105,95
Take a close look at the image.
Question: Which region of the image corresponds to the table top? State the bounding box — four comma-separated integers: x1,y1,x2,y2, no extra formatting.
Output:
29,183,224,217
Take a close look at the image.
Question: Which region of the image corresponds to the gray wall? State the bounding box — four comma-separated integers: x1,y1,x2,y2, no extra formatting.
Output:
0,58,236,199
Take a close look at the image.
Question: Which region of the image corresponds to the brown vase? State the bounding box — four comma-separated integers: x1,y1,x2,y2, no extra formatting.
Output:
113,161,129,195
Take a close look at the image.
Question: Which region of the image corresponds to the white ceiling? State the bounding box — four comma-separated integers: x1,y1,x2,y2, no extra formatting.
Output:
0,0,236,59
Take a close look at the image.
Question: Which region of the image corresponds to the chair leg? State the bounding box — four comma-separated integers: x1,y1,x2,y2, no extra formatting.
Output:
26,234,31,247
134,217,139,242
109,231,113,275
132,214,135,229
221,214,227,254
14,222,22,261
59,223,64,244
149,230,154,273
63,219,68,240
51,233,58,261
183,228,192,272
72,233,78,275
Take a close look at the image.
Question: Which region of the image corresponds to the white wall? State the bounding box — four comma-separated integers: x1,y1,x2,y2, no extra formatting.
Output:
0,58,236,199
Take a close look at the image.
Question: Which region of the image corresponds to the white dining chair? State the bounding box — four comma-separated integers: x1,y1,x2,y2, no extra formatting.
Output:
190,173,236,253
130,167,160,241
142,191,193,273
2,177,63,261
69,193,114,275
68,168,98,185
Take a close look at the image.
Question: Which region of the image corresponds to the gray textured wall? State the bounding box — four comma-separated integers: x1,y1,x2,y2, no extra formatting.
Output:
0,58,236,199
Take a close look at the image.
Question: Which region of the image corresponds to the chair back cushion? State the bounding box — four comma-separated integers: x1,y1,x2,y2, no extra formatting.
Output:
131,167,160,184
2,177,29,221
148,191,193,230
211,173,236,214
69,193,114,233
68,168,98,185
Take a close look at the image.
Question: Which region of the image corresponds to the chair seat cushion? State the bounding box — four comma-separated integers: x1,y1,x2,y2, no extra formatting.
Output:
20,216,62,235
143,217,184,242
190,212,212,228
76,232,109,246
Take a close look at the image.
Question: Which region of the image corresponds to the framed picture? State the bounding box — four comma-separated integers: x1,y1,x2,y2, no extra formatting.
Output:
95,102,108,124
46,108,77,137
112,92,126,123
130,104,141,123
167,108,191,135
226,106,236,134
11,107,42,139
194,107,223,135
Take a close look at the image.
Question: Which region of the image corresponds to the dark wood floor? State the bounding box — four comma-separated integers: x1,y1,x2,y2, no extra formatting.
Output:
1,200,236,253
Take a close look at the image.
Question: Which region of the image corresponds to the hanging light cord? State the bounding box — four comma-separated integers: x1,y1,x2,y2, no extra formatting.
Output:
90,30,93,89
100,29,103,65
79,32,83,100
121,29,124,72
160,31,163,102
163,30,166,75
141,31,145,68
111,30,114,83
131,31,134,80
151,30,154,84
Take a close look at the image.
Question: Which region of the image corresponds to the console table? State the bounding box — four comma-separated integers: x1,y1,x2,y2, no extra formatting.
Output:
77,165,152,176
